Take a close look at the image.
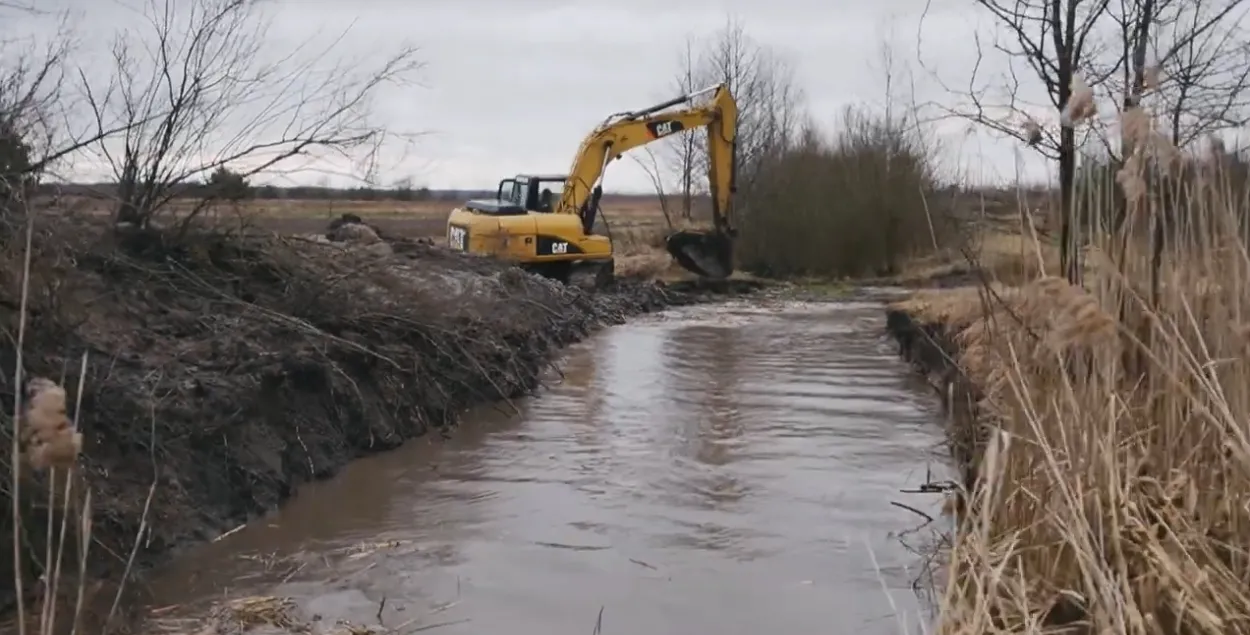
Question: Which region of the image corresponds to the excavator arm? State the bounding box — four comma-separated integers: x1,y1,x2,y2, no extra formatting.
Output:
555,84,739,278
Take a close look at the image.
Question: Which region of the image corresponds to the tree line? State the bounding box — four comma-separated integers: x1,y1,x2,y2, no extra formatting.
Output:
634,17,946,277
24,172,459,203
632,3,1249,278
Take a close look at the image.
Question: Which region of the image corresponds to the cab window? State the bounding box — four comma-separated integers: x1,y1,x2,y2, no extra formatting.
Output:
533,180,565,213
504,180,526,205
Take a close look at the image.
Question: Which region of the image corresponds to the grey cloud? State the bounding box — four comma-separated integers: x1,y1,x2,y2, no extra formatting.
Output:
9,0,1049,190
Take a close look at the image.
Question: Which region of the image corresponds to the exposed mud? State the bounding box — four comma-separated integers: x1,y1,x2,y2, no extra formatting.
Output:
884,307,981,493
0,214,759,630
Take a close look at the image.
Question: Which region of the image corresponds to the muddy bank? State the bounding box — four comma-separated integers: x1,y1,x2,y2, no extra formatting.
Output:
883,304,982,494
0,217,758,627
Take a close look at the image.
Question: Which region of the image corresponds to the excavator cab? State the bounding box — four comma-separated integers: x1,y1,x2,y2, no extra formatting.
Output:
495,175,567,213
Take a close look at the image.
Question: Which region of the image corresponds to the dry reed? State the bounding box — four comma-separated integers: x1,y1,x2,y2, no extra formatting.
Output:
895,91,1250,633
5,213,97,635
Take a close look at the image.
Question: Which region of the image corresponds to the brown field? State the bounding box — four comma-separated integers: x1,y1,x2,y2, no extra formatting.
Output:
81,195,674,237
235,196,692,280
50,193,710,281
51,193,677,239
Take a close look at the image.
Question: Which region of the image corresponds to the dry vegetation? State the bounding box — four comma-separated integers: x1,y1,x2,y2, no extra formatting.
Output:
5,0,1250,632
885,28,1250,635
0,2,734,634
893,160,1250,631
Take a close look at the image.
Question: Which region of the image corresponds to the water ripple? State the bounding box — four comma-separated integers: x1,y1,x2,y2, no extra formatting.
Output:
144,300,951,635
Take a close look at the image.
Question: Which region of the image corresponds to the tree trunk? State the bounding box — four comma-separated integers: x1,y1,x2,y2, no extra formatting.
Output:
1059,125,1080,284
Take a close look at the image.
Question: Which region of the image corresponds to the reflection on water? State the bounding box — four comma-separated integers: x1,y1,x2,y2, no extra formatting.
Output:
143,299,948,635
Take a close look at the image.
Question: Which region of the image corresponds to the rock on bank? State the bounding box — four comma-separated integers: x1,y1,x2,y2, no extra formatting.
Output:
0,221,720,617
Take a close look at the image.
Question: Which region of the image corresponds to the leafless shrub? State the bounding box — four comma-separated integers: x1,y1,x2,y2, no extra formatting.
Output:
75,0,423,236
735,106,943,278
652,17,804,223
0,6,135,222
919,0,1114,284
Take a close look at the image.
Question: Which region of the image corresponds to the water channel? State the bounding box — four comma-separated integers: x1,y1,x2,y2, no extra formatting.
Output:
143,295,950,635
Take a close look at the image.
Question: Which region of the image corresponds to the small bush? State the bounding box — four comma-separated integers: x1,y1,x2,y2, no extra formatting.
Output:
206,167,251,202
0,118,37,211
735,106,944,278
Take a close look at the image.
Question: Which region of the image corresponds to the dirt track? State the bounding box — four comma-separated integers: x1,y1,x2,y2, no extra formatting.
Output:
0,215,758,629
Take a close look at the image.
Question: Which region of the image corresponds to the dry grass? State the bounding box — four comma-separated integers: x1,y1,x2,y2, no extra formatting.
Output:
4,216,97,635
898,229,1058,287
891,205,1078,288
143,592,464,635
607,217,711,280
891,105,1250,632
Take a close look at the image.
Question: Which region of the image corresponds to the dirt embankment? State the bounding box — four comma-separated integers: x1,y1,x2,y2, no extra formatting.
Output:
884,304,982,496
0,216,755,627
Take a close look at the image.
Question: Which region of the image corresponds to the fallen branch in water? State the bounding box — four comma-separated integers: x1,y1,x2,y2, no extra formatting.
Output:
890,500,934,524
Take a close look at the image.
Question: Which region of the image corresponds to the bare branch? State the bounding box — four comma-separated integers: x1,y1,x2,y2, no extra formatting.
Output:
1155,0,1250,146
627,147,675,228
657,16,805,224
0,4,153,217
918,0,1117,282
75,0,424,230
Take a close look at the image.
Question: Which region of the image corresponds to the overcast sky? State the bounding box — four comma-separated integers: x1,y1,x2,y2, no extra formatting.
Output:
11,0,1061,192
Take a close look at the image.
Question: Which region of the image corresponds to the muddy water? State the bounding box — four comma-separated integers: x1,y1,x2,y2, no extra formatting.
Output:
144,297,949,634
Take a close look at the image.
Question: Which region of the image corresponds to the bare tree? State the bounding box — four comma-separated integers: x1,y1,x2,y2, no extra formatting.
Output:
658,17,804,223
1148,0,1248,147
77,0,423,233
628,146,676,227
0,6,141,215
1089,0,1248,153
1090,0,1250,302
874,27,945,252
919,0,1113,282
700,18,803,191
662,36,700,220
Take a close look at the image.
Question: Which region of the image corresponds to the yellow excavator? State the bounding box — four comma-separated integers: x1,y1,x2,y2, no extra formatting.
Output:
444,83,738,289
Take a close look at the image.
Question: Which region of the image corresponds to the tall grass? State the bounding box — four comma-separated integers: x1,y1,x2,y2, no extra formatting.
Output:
3,213,95,635
735,106,947,278
899,105,1250,632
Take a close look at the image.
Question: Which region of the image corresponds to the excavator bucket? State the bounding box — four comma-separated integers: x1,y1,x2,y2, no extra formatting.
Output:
665,229,734,279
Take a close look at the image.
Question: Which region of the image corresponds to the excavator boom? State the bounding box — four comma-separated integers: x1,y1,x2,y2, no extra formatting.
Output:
443,84,739,289
555,84,739,278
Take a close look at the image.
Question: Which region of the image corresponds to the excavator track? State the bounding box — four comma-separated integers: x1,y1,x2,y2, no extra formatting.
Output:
566,259,615,291
523,259,615,292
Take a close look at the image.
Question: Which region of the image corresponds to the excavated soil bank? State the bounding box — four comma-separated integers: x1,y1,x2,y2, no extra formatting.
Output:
884,305,983,494
0,216,760,628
